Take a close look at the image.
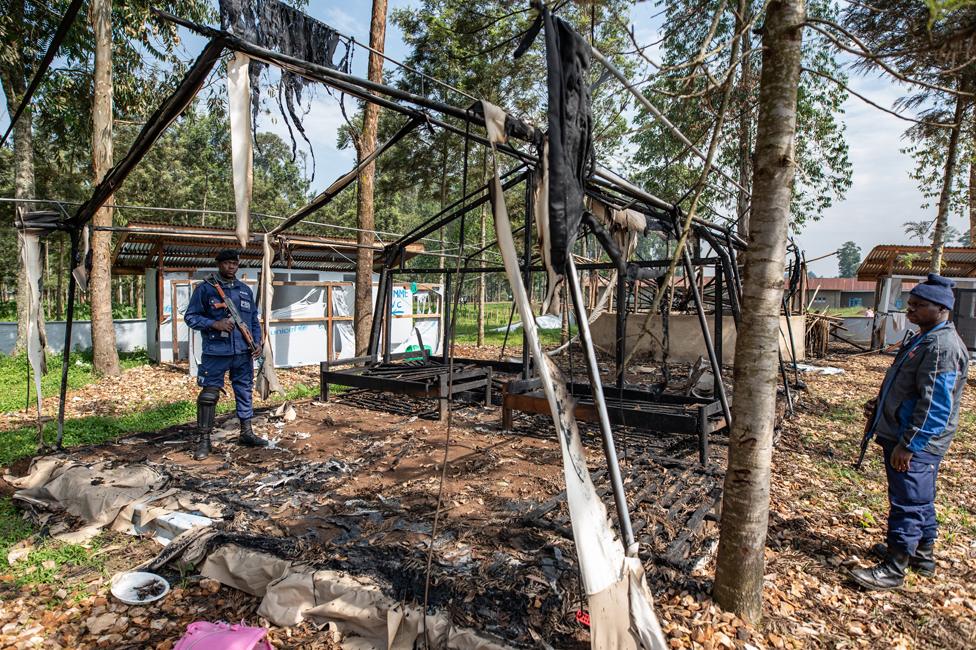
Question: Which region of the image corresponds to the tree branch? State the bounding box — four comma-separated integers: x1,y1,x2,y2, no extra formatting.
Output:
801,66,960,127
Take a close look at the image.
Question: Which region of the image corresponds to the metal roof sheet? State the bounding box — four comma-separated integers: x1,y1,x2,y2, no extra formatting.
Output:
857,245,976,281
111,222,423,274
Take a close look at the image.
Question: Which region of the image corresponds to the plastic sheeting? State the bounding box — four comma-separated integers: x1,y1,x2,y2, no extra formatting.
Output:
19,229,46,415
71,225,90,290
228,51,253,247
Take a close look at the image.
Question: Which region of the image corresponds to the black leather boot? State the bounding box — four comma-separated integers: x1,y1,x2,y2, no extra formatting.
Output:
238,419,268,447
194,430,211,461
850,548,909,590
910,541,936,577
869,542,936,577
194,387,219,460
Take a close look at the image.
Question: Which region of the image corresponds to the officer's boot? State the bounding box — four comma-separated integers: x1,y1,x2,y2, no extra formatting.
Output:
194,388,220,461
869,541,936,577
911,540,936,577
849,547,909,590
238,419,268,448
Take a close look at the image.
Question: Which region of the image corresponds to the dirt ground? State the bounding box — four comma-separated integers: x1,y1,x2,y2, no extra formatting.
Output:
0,346,974,649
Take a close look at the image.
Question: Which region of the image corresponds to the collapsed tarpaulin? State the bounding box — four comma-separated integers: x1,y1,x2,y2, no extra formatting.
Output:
481,98,666,649
71,225,91,290
5,458,222,545
150,535,514,650
228,51,253,247
516,5,594,278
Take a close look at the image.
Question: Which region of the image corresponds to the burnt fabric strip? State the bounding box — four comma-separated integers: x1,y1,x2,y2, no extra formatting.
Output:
542,8,594,275
219,0,351,178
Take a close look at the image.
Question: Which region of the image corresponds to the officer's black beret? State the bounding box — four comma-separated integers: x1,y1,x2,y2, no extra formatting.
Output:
215,249,240,262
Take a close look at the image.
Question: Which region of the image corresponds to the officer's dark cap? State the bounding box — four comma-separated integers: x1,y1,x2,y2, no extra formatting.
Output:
215,249,240,263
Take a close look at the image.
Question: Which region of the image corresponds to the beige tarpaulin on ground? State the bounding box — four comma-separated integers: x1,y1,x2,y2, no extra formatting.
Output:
4,458,222,543
481,99,667,650
194,543,513,649
228,51,253,247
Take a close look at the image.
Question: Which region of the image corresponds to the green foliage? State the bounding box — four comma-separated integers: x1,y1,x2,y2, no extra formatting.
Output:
631,0,851,228
837,241,861,277
0,350,148,414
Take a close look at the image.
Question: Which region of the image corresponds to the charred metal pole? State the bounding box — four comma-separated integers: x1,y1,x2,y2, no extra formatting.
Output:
566,257,635,552
682,249,732,428
443,272,453,364
55,231,80,449
714,264,724,398
270,117,422,235
368,266,389,362
522,172,534,380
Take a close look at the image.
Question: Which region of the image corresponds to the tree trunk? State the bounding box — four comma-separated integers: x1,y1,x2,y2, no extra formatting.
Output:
930,84,967,273
735,0,753,240
0,5,35,355
136,276,143,319
713,0,805,624
353,0,388,357
89,0,121,375
969,155,976,246
56,235,64,320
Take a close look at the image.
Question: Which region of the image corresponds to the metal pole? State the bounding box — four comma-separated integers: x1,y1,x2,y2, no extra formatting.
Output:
615,270,626,388
566,257,635,552
56,233,79,449
368,266,389,361
384,277,393,363
682,249,732,427
442,272,452,364
714,264,724,398
521,172,534,380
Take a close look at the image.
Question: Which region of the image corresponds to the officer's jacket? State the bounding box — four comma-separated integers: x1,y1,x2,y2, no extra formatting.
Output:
870,320,969,456
184,276,262,356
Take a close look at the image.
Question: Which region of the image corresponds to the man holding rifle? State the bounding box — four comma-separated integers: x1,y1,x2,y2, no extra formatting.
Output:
850,274,968,590
185,249,269,460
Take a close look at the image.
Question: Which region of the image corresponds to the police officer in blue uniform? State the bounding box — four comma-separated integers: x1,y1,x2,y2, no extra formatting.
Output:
184,249,268,460
850,274,969,590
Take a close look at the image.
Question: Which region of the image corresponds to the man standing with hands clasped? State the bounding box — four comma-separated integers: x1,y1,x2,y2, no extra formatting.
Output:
850,273,969,590
184,249,269,460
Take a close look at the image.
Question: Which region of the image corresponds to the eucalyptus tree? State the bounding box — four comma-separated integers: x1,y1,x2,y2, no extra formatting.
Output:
841,1,976,272
0,0,212,360
630,0,851,234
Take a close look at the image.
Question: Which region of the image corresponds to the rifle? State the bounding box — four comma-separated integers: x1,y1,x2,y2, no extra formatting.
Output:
208,274,258,354
854,399,879,470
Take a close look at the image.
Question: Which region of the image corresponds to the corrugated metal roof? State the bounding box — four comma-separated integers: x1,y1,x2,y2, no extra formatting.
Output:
807,277,917,292
111,222,423,274
857,245,976,281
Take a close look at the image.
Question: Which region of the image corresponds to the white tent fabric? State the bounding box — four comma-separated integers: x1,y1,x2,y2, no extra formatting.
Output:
228,52,253,247
19,228,46,416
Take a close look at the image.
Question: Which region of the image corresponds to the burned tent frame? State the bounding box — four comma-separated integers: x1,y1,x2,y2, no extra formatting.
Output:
25,7,768,564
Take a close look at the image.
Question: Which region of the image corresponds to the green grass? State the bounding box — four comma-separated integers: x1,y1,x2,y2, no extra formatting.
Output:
0,380,318,468
0,497,35,572
0,350,149,413
451,302,577,347
825,307,872,317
